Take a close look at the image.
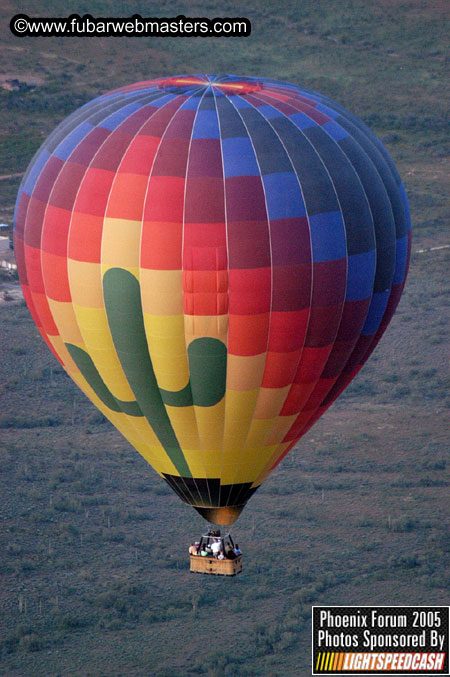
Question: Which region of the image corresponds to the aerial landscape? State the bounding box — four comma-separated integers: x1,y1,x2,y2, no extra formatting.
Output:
0,1,448,675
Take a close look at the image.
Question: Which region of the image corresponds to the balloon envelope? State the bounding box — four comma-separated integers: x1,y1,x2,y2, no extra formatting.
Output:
14,75,411,525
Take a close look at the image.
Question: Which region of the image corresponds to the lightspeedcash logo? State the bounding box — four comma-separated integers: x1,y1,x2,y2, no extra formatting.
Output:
312,606,449,674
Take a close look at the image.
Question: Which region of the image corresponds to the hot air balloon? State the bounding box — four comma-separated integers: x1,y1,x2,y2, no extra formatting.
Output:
14,74,411,533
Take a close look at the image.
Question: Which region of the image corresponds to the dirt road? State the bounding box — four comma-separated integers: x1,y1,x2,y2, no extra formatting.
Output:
0,236,10,255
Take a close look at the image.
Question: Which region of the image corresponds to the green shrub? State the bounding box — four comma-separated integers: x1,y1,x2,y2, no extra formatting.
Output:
390,517,418,532
102,528,125,542
52,495,82,512
392,385,411,399
0,415,61,428
6,543,23,556
390,555,420,569
56,613,88,630
19,633,44,652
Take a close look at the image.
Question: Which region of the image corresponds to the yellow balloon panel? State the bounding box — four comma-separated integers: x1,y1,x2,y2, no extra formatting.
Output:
101,217,141,269
250,442,293,488
47,299,84,345
143,313,190,391
68,260,104,308
72,305,136,402
222,389,259,451
184,313,228,345
164,406,200,449
253,386,291,420
140,269,183,315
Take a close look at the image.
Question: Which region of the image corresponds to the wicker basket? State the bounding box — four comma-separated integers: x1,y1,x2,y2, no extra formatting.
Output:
190,554,242,576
